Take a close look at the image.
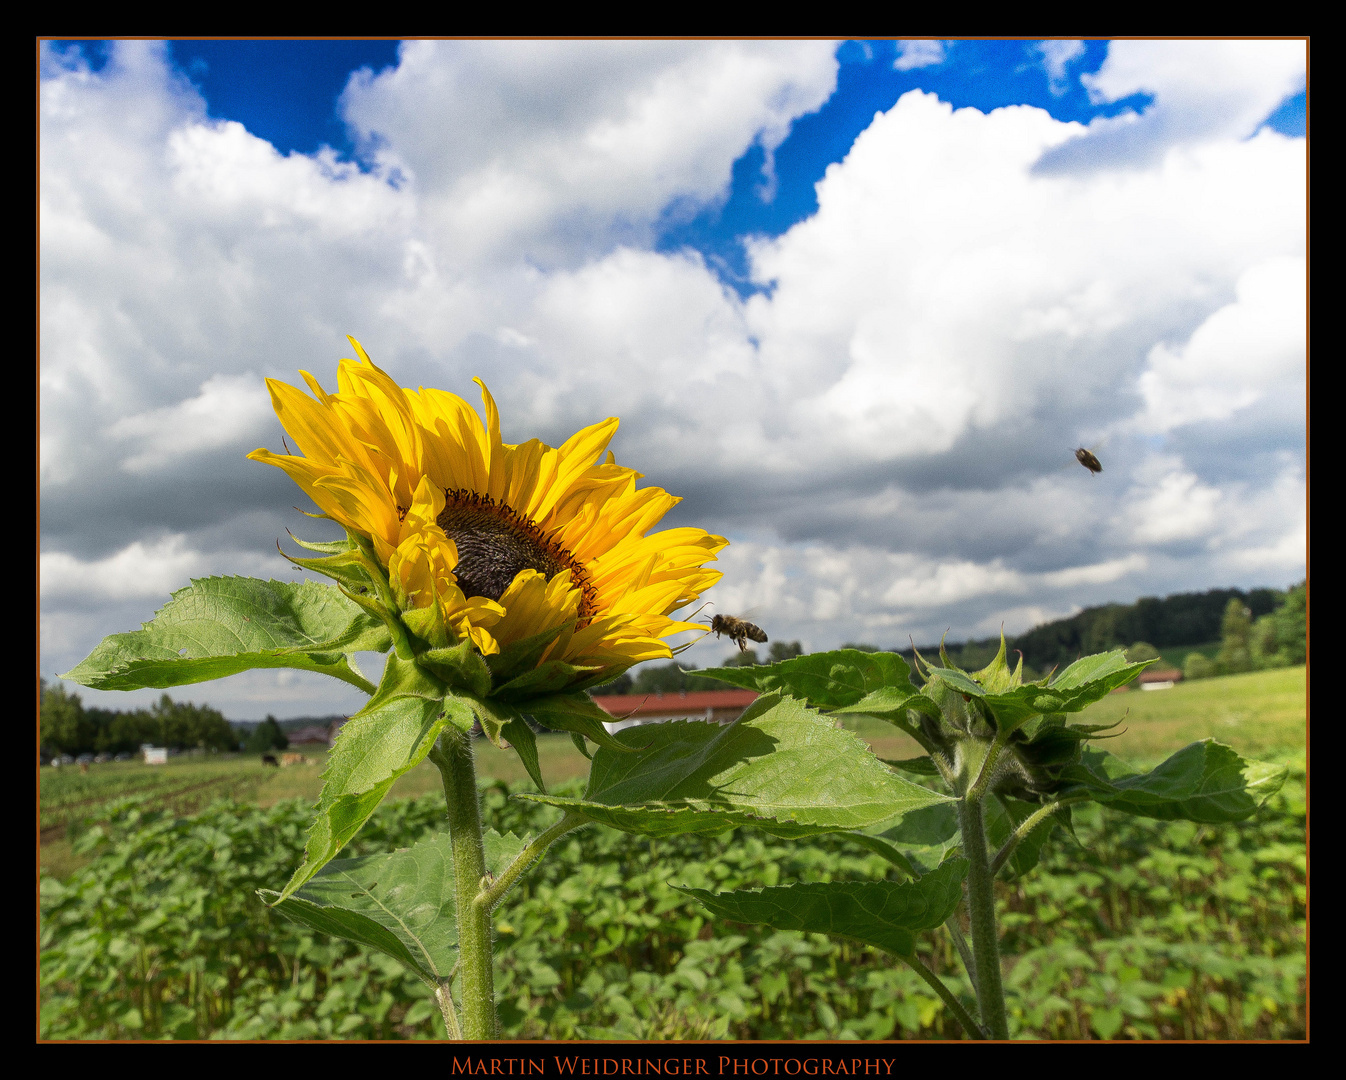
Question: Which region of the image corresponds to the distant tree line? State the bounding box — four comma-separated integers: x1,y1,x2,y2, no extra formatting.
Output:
1008,586,1287,669
40,680,240,758
1183,584,1306,680
596,583,1306,695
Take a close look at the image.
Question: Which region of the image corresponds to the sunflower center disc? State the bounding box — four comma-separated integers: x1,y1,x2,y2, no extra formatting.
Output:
436,500,567,603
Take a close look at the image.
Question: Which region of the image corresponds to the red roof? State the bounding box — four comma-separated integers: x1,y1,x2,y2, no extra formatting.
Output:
591,689,758,718
1137,668,1183,683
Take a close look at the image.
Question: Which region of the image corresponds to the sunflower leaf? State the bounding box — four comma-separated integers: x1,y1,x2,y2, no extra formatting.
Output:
676,857,968,959
519,692,952,837
698,649,918,708
262,828,528,986
60,577,391,694
1058,740,1288,823
275,655,459,902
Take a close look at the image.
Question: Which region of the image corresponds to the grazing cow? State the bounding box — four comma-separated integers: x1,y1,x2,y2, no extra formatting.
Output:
261,754,279,767
280,752,308,767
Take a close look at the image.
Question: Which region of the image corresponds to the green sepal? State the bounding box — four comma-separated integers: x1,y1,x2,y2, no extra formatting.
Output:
698,649,919,708
273,655,459,903
483,623,568,685
262,828,529,987
492,659,604,701
520,693,952,839
986,794,1068,880
526,692,636,755
923,649,1153,736
60,577,390,695
418,639,493,697
463,693,519,748
400,604,450,651
677,857,969,959
1058,740,1287,823
970,632,1022,693
570,733,593,760
286,530,359,556
501,717,546,793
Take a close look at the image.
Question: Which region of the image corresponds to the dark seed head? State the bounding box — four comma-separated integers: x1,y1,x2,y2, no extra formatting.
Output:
436,489,597,623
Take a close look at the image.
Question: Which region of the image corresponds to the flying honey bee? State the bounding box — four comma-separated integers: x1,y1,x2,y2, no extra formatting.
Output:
1073,447,1103,474
709,614,768,652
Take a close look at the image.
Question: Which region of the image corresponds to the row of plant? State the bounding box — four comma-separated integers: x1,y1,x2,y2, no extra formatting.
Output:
39,760,273,833
40,757,1304,1041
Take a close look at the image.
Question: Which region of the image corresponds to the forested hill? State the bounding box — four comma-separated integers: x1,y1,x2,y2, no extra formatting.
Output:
923,586,1288,671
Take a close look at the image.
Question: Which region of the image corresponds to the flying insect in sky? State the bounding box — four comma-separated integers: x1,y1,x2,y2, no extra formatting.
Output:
1074,447,1103,474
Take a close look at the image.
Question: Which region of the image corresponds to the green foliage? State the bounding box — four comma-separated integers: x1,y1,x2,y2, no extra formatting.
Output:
702,649,919,709
523,693,952,837
40,679,97,757
1217,600,1255,676
39,763,1305,1040
277,654,461,903
60,577,388,695
1009,586,1284,670
246,716,289,753
679,858,969,959
1184,653,1218,681
40,680,240,757
267,830,529,986
1126,642,1161,663
1250,582,1306,669
1062,742,1286,823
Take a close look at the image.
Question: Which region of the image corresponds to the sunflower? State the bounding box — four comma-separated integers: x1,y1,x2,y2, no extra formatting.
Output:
249,339,727,685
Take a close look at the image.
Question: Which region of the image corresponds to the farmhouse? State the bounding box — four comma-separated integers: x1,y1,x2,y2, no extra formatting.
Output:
1138,668,1184,691
287,723,339,747
590,689,760,734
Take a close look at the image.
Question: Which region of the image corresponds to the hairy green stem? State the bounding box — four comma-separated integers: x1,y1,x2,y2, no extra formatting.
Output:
989,797,1087,878
967,729,1011,802
435,968,462,1040
477,811,588,911
958,797,1010,1039
898,952,986,1039
429,732,497,1039
945,915,976,984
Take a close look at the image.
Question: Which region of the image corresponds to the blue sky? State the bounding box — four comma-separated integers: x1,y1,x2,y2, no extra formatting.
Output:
41,40,1307,718
57,38,1310,295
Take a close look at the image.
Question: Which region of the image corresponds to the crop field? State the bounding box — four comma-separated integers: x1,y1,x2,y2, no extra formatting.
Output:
38,667,1306,1040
